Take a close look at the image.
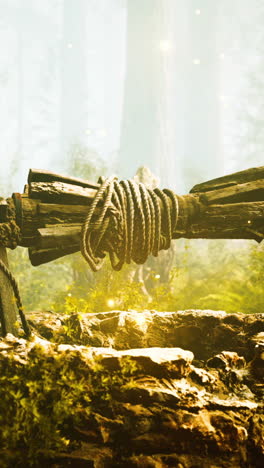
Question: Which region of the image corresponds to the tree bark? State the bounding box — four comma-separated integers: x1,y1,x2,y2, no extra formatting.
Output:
60,0,87,165
175,201,264,242
28,169,99,190
0,247,18,336
191,166,264,193
182,0,221,188
119,0,168,179
37,225,82,250
199,180,264,205
29,182,97,205
29,245,80,266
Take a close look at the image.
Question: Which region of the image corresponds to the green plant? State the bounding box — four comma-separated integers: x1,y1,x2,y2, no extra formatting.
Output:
0,341,140,467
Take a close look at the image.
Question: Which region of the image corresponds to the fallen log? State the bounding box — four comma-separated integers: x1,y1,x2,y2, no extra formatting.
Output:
29,181,97,205
29,245,80,266
191,165,264,192
1,167,264,266
177,201,264,242
36,225,82,250
0,247,18,335
199,179,264,205
28,168,100,190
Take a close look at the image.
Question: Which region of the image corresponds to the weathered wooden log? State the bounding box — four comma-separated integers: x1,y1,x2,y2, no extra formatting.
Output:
28,168,100,190
20,198,264,253
0,199,8,222
15,197,193,250
199,179,264,205
38,202,88,218
36,202,112,225
0,247,18,335
36,225,82,250
173,201,264,242
17,199,115,248
29,182,97,205
4,176,264,254
15,195,39,245
191,165,264,193
29,245,80,266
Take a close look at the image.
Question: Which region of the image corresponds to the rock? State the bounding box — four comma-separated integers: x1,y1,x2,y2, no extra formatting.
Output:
207,351,246,370
0,320,263,468
29,309,264,361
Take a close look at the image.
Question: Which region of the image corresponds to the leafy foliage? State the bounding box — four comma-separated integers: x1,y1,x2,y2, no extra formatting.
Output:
8,237,264,317
150,240,264,314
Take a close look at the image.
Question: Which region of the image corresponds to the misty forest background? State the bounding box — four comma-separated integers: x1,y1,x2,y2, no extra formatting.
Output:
0,0,263,315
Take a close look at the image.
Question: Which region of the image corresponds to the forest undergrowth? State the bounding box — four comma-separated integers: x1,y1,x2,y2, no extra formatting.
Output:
9,237,264,316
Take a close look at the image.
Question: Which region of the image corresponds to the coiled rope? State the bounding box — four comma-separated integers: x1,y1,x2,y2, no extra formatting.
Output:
81,177,180,272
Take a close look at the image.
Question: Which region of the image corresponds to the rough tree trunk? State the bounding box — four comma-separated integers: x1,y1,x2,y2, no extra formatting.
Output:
0,247,18,335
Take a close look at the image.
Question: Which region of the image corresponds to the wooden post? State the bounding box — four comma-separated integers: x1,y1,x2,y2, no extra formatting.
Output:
0,246,18,336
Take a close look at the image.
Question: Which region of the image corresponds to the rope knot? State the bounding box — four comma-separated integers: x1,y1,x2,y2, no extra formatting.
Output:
81,177,180,272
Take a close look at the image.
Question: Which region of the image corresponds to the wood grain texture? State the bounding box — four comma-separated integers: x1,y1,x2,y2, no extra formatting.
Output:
28,168,100,190
172,201,264,242
0,247,18,336
199,180,264,205
190,166,264,193
29,245,80,266
29,182,97,205
37,225,82,249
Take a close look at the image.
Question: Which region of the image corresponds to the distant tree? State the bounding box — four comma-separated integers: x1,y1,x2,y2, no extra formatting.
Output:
119,0,174,184
178,0,221,189
236,1,264,167
67,143,105,181
119,0,222,191
0,0,61,186
59,0,88,167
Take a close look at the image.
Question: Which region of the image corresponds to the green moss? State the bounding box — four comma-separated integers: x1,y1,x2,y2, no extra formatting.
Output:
0,341,138,467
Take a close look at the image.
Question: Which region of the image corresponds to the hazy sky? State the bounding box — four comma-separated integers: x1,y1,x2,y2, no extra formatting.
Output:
0,0,263,195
